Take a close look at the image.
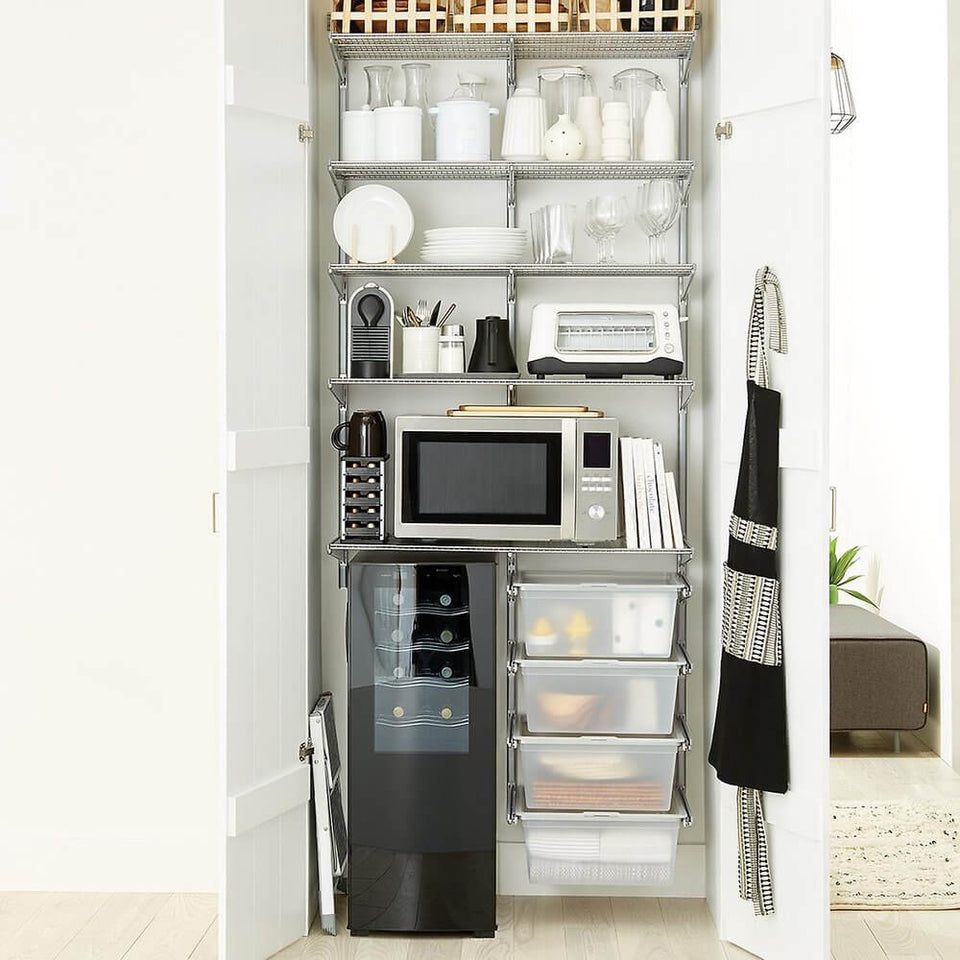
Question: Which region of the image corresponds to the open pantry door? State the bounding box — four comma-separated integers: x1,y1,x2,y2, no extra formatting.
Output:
221,1,314,958
701,1,831,958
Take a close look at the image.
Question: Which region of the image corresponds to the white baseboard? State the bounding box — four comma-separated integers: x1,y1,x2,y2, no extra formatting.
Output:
0,828,217,892
497,841,705,897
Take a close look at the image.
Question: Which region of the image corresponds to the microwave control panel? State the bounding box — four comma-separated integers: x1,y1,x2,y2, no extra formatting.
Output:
574,421,619,543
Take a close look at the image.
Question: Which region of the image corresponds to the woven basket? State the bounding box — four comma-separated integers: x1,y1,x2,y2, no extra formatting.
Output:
330,0,449,34
578,0,696,33
453,0,571,33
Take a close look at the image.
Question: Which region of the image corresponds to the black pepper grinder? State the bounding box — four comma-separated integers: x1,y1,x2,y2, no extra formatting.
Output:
468,316,518,374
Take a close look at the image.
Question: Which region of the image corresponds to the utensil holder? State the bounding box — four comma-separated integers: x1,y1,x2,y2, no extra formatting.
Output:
341,456,388,542
401,326,441,374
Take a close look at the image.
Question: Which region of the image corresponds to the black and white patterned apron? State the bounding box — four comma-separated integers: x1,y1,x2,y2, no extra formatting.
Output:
708,266,788,917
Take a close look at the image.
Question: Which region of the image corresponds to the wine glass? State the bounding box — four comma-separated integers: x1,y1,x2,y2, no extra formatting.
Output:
636,179,681,264
585,195,630,265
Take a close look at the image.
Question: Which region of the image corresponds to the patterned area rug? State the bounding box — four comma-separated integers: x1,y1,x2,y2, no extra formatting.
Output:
831,800,960,909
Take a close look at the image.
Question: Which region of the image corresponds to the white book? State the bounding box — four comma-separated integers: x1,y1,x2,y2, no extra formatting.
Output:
620,437,639,550
665,471,685,548
639,438,663,550
652,441,674,549
631,439,652,549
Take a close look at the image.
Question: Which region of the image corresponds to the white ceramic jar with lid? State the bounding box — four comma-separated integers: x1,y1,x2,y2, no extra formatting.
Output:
374,101,422,161
429,73,499,162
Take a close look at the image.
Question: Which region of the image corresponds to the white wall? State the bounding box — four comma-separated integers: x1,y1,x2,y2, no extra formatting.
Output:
830,0,951,757
950,6,960,772
0,3,223,889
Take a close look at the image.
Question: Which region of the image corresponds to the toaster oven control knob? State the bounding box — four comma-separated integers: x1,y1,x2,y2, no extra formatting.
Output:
588,504,606,521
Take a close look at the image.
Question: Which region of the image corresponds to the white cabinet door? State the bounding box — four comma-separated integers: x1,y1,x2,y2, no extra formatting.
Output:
222,2,313,959
702,1,830,958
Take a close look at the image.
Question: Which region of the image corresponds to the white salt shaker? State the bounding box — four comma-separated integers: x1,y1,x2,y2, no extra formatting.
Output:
438,324,466,374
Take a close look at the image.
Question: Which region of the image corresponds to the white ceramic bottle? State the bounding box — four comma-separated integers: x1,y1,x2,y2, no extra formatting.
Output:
574,96,603,161
642,90,677,161
544,114,586,162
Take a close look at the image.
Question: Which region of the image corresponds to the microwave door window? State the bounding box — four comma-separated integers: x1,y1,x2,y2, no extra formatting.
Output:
403,432,562,525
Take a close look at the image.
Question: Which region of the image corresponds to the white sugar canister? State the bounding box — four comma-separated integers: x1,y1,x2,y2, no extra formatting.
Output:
374,102,422,162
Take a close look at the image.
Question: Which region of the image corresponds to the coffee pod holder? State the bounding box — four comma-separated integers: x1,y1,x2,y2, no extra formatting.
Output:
340,455,388,542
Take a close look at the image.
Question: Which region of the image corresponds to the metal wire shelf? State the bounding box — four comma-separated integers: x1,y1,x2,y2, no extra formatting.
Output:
330,260,695,279
329,538,694,558
328,31,697,66
329,160,695,187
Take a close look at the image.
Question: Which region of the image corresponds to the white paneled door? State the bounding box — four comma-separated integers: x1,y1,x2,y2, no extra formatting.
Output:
705,1,831,958
222,2,314,959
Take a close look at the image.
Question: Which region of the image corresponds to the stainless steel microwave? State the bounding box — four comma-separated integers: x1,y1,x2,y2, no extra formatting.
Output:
394,416,619,543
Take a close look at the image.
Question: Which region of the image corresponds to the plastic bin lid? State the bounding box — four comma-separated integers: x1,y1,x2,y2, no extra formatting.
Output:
516,572,684,592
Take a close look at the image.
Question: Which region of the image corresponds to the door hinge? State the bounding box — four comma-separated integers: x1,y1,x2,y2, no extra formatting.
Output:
212,492,222,534
298,123,314,143
299,739,314,762
715,120,733,141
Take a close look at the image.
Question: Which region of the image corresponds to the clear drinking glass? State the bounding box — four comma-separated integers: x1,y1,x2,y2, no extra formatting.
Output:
531,204,575,264
585,195,630,265
402,61,433,159
364,64,394,110
636,179,681,264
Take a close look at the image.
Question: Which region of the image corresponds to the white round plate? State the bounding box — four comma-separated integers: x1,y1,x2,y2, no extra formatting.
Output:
334,185,414,264
425,228,527,237
420,249,526,264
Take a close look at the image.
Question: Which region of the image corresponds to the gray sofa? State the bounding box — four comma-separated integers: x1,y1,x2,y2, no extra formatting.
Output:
830,604,928,749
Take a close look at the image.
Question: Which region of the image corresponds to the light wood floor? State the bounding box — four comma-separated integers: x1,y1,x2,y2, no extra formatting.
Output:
3,731,957,960
829,730,960,960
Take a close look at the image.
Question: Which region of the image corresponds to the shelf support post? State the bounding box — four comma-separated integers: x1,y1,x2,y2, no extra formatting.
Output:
505,550,519,825
506,268,517,350
506,37,517,95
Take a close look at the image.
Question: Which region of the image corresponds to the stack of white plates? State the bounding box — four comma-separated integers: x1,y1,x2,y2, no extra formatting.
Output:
421,227,528,265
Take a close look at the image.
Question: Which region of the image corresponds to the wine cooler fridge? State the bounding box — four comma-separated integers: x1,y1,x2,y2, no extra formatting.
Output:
347,553,497,936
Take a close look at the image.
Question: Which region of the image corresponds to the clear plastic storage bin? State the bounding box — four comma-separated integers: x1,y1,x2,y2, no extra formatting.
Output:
517,654,684,735
520,803,684,885
516,723,685,812
517,574,683,660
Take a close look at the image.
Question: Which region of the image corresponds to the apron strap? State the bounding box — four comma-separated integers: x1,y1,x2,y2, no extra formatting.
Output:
738,786,775,916
747,266,789,387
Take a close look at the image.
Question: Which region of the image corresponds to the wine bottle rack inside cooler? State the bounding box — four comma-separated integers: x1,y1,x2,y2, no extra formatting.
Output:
347,554,497,936
340,455,386,542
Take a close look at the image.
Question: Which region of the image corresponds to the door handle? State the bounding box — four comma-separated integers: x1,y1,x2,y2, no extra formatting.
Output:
829,486,837,532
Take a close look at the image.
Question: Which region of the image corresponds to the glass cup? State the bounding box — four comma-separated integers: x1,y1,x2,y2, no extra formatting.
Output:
531,204,575,264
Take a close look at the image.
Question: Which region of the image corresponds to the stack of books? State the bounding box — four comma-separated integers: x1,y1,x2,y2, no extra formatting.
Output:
619,438,685,550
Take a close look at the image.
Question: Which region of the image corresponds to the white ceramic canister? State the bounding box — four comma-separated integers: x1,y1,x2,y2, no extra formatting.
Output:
501,87,547,161
438,324,466,373
642,90,677,161
401,326,440,374
574,95,603,161
342,106,376,161
374,102,423,162
430,87,500,162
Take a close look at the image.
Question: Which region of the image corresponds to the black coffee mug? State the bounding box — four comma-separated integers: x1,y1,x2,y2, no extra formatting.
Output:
331,410,387,458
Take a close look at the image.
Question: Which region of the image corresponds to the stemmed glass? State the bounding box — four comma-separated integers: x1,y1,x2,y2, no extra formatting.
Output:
585,195,630,265
636,179,681,264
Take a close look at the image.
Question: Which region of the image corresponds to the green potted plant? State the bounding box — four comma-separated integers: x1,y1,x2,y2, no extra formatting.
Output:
829,537,878,608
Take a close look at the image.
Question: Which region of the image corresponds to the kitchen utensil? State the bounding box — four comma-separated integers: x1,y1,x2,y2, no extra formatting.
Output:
429,300,441,325
439,303,457,326
364,64,394,110
331,409,388,457
438,324,466,373
374,102,422,161
611,67,662,160
584,195,629,265
348,282,394,378
468,315,518,374
635,179,681,264
406,306,419,327
334,184,414,264
642,89,676,161
457,404,589,412
401,61,433,160
342,107,376,161
417,298,429,323
544,114,585,161
527,302,683,378
530,204,575,265
574,96,603,161
401,325,441,374
501,88,548,161
538,65,593,129
429,73,499,162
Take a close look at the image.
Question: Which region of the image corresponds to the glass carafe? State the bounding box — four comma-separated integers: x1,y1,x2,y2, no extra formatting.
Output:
364,64,394,110
402,61,433,160
611,67,662,160
538,65,594,129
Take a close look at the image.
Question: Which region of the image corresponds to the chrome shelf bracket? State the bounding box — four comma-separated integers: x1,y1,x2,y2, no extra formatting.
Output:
328,378,347,406
329,266,347,299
